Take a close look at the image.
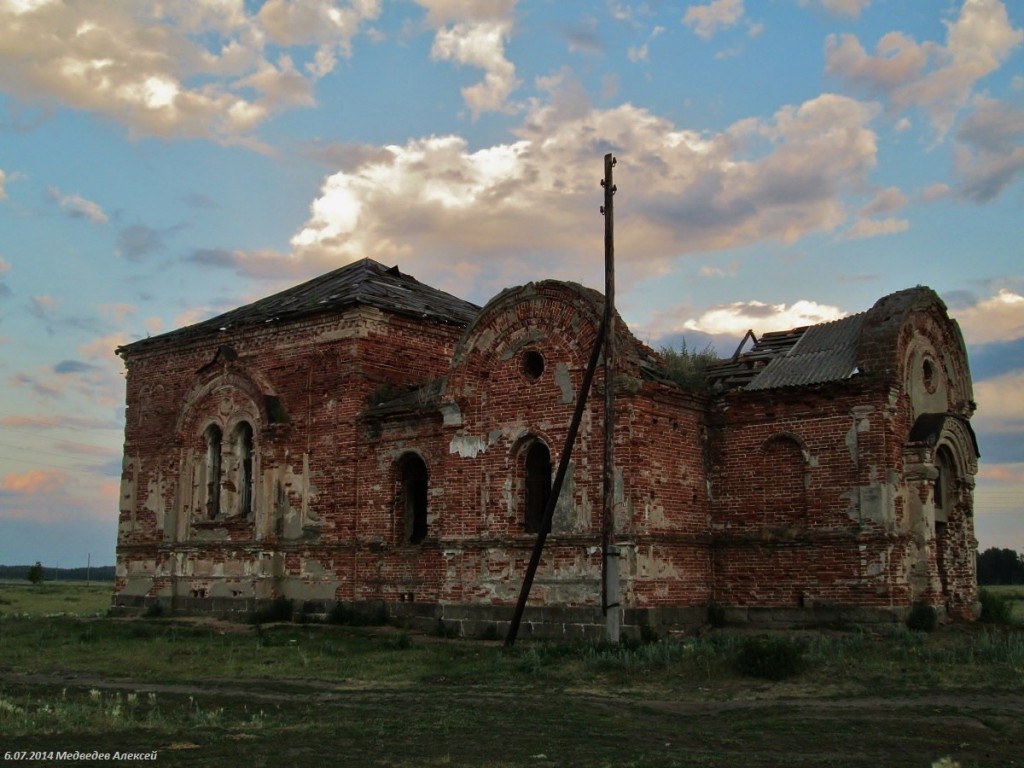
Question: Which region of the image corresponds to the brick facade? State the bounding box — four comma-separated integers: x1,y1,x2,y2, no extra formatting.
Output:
114,260,979,635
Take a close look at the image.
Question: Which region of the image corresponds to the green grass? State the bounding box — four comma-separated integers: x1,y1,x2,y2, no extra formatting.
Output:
983,584,1024,623
0,581,113,618
1,585,1023,766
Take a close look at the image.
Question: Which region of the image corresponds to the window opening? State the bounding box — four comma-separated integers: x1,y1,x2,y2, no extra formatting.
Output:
205,424,222,519
524,441,552,534
934,446,953,523
521,350,545,381
236,422,254,517
400,453,429,544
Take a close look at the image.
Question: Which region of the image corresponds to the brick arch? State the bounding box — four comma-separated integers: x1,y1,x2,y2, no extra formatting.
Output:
175,367,274,438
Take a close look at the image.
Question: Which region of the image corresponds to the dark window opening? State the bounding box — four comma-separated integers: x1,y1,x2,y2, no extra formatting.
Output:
524,441,552,534
400,453,429,544
923,358,937,393
934,446,954,523
236,422,254,517
205,424,222,519
521,350,545,381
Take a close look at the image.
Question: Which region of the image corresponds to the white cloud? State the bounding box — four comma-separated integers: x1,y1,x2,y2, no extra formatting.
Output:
47,188,107,223
271,92,882,297
431,20,520,116
954,289,1024,345
953,95,1024,202
0,168,7,200
0,256,10,275
683,0,744,40
0,0,380,145
825,0,1023,139
681,298,845,336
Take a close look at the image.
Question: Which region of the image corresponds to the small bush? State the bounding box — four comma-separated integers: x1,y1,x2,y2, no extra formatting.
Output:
707,603,726,628
733,635,805,681
979,588,1013,624
907,601,938,632
250,596,294,625
326,601,389,626
143,602,164,619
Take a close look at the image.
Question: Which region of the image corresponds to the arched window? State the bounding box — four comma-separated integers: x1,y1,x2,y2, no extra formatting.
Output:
934,445,954,524
234,421,254,517
204,424,222,519
524,441,552,534
398,453,429,544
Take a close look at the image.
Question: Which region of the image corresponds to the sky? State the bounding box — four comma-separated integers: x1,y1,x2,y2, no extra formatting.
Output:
0,0,1021,568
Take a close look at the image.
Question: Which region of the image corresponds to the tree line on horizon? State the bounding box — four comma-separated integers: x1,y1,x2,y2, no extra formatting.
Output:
0,564,116,582
977,547,1024,585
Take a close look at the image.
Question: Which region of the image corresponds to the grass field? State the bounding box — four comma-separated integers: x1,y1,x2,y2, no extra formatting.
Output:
1,582,1022,767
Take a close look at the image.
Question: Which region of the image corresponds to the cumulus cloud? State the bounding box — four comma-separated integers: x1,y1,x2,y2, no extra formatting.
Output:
954,289,1024,345
683,0,744,40
47,188,107,223
0,0,380,145
0,168,7,200
825,0,1023,138
953,96,1024,202
240,92,883,298
681,298,845,336
415,0,520,116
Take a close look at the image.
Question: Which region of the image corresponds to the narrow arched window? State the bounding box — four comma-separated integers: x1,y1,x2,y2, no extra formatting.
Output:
399,453,429,544
524,441,552,534
204,424,222,519
235,421,254,517
760,435,807,526
934,446,954,523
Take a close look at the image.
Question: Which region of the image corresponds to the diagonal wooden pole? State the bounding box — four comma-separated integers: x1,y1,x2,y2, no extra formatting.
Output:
504,316,607,647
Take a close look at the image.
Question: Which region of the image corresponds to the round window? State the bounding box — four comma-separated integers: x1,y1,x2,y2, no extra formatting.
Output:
521,350,545,381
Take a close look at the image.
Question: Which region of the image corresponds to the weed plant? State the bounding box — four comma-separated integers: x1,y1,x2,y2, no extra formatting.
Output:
979,588,1013,624
906,602,938,632
732,635,805,680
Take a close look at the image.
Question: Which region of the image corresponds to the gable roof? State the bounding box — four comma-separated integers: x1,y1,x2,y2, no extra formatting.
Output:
118,258,481,355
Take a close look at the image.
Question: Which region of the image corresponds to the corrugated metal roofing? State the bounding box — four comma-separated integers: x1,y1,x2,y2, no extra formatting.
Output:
746,313,866,390
706,312,867,392
119,258,481,354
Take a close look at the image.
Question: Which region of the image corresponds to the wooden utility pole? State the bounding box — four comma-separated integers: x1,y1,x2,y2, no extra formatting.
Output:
601,153,621,642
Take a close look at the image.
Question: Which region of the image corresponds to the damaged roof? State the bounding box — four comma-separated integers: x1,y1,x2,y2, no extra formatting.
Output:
119,258,481,354
707,313,867,392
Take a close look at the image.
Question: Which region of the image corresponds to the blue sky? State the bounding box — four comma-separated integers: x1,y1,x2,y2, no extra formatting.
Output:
0,0,1021,568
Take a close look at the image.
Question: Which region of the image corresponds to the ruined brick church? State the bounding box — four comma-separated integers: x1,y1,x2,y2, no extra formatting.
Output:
114,259,979,635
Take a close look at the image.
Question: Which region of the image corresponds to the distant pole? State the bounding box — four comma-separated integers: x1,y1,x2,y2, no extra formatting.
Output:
87,553,91,585
601,153,621,643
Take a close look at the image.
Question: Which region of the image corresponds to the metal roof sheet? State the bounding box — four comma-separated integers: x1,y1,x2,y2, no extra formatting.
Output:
706,312,867,392
119,258,481,354
745,312,866,391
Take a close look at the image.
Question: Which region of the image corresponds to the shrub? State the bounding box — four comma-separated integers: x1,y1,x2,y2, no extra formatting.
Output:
733,635,804,681
250,596,294,625
906,602,938,632
143,602,164,619
708,602,726,628
326,601,389,626
979,588,1013,624
26,561,44,586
